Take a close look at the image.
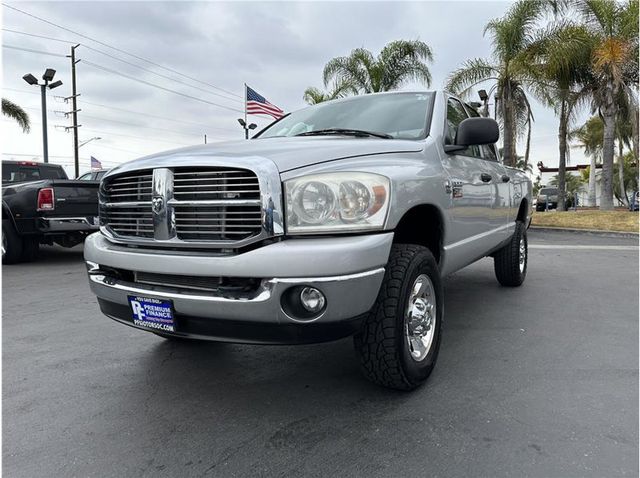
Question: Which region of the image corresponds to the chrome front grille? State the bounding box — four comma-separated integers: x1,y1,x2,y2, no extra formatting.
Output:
100,166,269,247
100,171,154,237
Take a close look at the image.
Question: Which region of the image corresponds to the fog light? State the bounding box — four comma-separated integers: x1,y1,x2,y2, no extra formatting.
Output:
299,287,325,313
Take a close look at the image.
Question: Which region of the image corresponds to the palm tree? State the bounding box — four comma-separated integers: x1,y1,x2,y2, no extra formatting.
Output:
303,79,356,105
322,39,433,95
571,115,604,206
529,23,594,210
572,0,639,210
446,0,551,167
2,98,30,132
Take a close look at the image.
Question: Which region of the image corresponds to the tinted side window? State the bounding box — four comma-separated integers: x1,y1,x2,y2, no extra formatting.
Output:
95,171,107,180
446,98,481,158
78,173,93,180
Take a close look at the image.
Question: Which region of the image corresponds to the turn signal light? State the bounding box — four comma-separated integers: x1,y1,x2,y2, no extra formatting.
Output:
37,188,55,211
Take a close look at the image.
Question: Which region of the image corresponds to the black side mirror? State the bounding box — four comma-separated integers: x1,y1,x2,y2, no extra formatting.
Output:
445,117,499,153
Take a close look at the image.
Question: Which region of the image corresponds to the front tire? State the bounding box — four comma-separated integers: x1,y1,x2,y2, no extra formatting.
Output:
354,244,443,391
494,221,528,287
2,219,23,264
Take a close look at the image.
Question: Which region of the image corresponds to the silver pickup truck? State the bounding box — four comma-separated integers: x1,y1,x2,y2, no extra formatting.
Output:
85,91,532,390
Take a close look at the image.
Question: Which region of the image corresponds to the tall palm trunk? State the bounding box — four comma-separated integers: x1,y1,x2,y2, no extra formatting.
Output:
588,154,597,207
557,99,568,211
632,107,639,160
501,82,517,167
618,139,627,206
600,82,617,211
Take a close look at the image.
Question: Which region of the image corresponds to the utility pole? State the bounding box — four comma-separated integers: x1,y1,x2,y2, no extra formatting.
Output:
68,44,81,178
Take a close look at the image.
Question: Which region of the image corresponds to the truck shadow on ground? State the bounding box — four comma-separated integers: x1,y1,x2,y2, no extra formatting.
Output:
18,244,85,265
108,259,509,418
85,262,521,473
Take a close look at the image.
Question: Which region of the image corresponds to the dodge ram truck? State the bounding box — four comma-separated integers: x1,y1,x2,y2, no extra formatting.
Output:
85,91,532,390
3,161,100,264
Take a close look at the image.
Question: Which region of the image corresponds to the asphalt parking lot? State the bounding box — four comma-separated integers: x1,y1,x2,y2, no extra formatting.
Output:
3,229,638,478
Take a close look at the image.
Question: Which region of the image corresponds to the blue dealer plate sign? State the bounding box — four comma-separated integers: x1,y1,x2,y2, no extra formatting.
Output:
128,296,175,332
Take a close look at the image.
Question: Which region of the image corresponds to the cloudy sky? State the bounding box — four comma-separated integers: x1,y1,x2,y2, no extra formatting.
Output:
2,0,591,176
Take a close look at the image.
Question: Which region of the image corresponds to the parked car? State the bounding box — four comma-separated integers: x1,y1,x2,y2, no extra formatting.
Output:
535,187,574,211
2,160,100,264
77,169,109,181
84,91,532,390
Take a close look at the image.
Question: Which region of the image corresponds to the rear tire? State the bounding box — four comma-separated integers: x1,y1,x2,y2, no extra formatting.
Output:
2,219,23,264
494,221,528,287
354,244,443,391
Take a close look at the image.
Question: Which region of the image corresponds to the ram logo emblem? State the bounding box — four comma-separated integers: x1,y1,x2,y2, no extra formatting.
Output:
152,196,165,214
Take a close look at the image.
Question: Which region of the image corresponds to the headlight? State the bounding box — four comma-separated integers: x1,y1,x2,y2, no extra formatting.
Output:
285,172,390,234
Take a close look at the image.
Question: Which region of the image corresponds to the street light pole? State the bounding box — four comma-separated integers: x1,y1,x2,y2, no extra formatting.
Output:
237,118,257,139
23,69,62,165
78,137,101,148
40,82,49,163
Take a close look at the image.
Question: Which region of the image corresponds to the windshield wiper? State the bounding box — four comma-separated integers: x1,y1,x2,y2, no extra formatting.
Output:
295,128,393,139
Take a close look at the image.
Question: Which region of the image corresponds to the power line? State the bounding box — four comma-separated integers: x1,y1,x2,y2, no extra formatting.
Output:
3,44,66,57
2,29,242,104
81,127,192,146
78,99,238,133
2,3,242,99
80,44,242,104
3,87,239,134
22,106,222,139
82,60,244,113
2,27,76,43
2,118,192,147
79,112,226,139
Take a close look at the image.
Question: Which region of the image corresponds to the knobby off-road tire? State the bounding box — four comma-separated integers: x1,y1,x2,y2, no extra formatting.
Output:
2,219,23,264
354,244,443,391
494,221,528,287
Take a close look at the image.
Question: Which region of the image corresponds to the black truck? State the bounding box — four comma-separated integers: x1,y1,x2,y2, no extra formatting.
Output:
2,160,100,264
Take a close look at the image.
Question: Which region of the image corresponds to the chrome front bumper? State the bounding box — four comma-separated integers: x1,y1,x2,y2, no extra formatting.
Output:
84,232,393,343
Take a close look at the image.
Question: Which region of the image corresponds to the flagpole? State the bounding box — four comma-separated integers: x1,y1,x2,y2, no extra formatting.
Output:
244,83,248,140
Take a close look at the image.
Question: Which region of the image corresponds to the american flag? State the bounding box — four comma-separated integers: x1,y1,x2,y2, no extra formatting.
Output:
91,156,102,169
246,85,284,119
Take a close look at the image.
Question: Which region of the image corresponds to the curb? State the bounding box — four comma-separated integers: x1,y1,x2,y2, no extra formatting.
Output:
530,225,639,239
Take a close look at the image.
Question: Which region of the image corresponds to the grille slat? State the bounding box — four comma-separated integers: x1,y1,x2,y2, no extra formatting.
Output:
174,177,257,183
101,167,263,244
174,183,258,189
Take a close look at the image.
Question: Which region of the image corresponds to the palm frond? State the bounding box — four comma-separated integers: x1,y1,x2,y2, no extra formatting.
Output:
2,98,30,133
445,58,499,98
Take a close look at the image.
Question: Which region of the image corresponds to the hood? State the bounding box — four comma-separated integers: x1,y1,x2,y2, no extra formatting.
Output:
108,136,424,176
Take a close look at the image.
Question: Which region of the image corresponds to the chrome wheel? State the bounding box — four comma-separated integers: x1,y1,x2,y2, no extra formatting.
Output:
518,236,526,273
1,231,6,259
405,274,436,362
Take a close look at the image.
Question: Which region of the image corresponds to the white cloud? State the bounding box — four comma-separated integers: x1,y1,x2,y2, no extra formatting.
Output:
2,1,590,177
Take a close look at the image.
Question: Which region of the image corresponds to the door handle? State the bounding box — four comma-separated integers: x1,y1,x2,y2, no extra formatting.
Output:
501,175,510,183
480,173,493,183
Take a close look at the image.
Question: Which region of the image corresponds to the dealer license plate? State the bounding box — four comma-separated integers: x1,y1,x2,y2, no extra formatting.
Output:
128,296,175,332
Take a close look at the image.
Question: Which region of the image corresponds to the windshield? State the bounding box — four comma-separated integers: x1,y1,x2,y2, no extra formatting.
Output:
539,188,558,196
257,92,434,140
